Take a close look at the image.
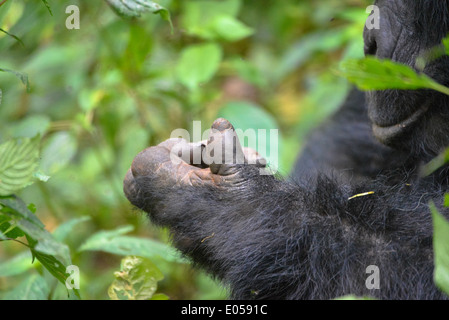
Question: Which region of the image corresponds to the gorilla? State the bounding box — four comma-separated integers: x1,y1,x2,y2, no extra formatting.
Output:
123,0,449,300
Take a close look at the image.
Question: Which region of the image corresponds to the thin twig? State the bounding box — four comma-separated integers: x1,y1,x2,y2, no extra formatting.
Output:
0,237,30,248
0,0,9,8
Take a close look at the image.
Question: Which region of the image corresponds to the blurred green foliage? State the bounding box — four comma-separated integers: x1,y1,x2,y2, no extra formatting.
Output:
0,0,373,299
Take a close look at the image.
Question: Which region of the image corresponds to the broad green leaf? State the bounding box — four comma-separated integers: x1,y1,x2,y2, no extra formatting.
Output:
27,203,36,213
40,132,77,176
211,15,253,41
0,213,25,239
0,67,30,92
31,245,78,296
3,274,50,300
0,196,44,229
0,197,74,290
52,216,91,242
175,43,223,90
24,234,81,299
339,57,449,96
339,57,430,89
78,225,185,263
277,29,350,81
203,15,253,42
121,23,154,78
0,251,33,277
335,8,368,24
218,101,278,133
105,0,173,31
80,224,134,240
108,256,165,300
430,203,449,296
9,115,51,138
0,136,40,196
217,101,280,170
182,0,241,38
33,237,71,263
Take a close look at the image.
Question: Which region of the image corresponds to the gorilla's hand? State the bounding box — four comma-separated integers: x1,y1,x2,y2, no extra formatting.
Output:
123,118,266,221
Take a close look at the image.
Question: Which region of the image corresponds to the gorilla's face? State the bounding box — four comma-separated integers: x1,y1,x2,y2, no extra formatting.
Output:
364,0,449,159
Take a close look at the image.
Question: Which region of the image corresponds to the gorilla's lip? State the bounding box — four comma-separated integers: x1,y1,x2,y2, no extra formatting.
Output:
372,101,431,144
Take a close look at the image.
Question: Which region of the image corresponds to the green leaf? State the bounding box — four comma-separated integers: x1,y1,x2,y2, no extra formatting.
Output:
445,194,449,208
121,23,154,77
218,101,278,133
0,196,43,229
0,136,41,196
339,57,449,96
23,233,80,299
9,115,51,138
27,203,36,213
207,15,253,42
3,274,50,300
40,132,77,176
443,34,449,56
149,293,170,300
0,213,25,239
0,251,33,277
175,43,223,90
105,0,173,31
277,28,350,81
217,101,280,170
30,245,76,293
182,0,241,39
52,216,91,242
0,67,30,92
430,202,449,296
78,225,185,263
108,256,165,300
0,197,76,296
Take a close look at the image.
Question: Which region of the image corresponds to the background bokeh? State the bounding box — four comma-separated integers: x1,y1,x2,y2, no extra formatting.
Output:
0,0,370,299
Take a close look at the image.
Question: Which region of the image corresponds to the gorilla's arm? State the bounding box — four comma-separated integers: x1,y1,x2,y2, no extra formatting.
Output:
123,119,443,300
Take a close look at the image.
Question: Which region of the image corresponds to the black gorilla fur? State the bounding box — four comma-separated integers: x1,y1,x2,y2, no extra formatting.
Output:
124,0,449,299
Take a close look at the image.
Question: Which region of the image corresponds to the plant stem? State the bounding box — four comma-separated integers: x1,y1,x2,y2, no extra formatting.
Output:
429,81,449,96
0,237,30,248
